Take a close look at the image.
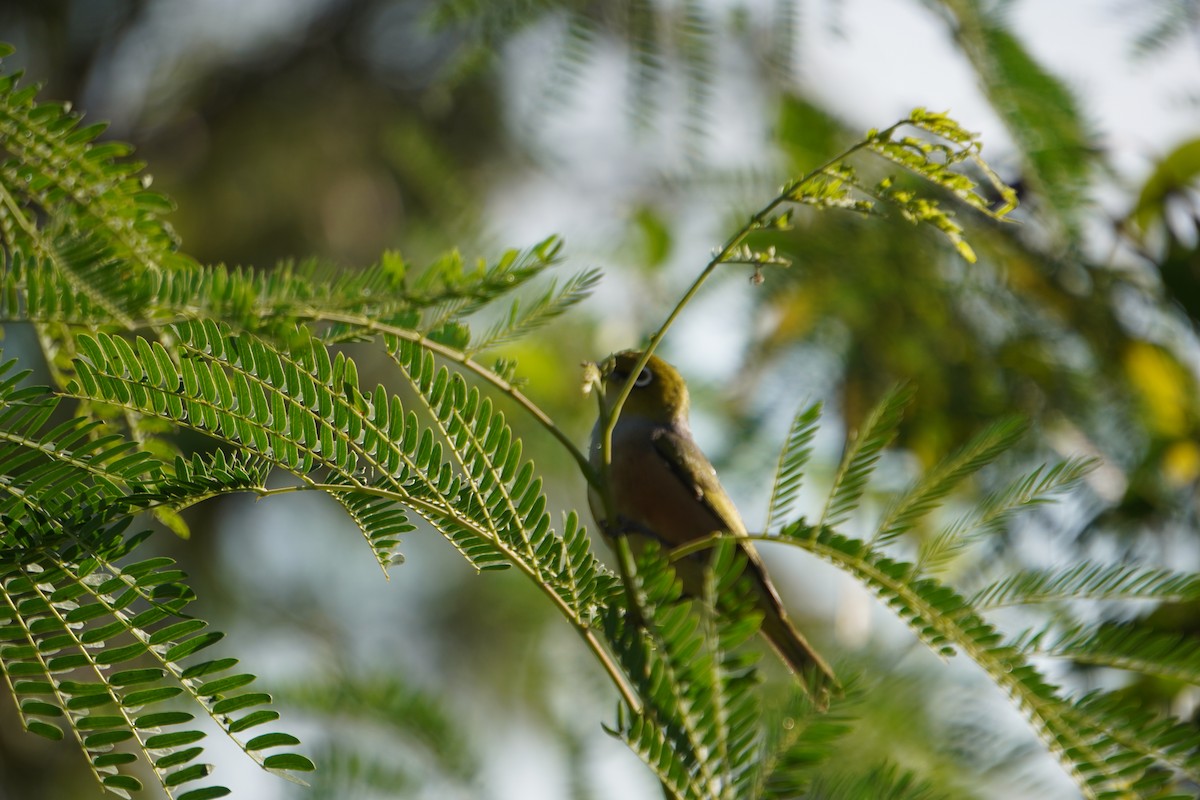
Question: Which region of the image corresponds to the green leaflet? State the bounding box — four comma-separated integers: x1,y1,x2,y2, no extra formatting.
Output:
819,383,914,531
873,416,1027,546
603,539,769,800
0,517,309,798
972,561,1200,610
469,267,602,354
765,385,1197,799
764,400,823,535
388,336,619,619
800,527,1156,800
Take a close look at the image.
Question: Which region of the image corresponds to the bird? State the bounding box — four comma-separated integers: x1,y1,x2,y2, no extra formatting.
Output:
588,349,838,705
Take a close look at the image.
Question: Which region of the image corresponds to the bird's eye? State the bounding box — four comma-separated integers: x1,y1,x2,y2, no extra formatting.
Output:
634,368,653,387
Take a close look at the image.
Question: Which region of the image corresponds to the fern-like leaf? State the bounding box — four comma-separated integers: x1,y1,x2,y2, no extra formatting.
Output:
1,232,569,352
790,524,1159,800
1045,623,1200,684
872,416,1026,546
605,539,769,800
818,384,913,531
764,400,822,535
806,764,958,800
757,689,854,799
469,267,602,354
0,68,191,277
0,523,313,798
921,455,1095,572
972,561,1200,610
1069,691,1200,790
938,7,1093,232
65,320,618,638
388,336,617,618
0,369,311,797
324,476,417,578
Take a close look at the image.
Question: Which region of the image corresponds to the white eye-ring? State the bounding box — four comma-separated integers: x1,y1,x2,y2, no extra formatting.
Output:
634,368,653,387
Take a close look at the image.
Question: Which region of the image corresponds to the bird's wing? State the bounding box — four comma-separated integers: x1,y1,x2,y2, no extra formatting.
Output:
649,429,839,701
650,427,748,538
651,426,787,589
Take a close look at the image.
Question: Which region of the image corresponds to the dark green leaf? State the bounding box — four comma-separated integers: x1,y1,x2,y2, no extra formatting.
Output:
176,787,232,800
245,732,301,751
155,747,203,768
263,753,316,772
212,692,270,715
165,763,212,787
163,632,224,662
25,719,64,740
227,710,279,732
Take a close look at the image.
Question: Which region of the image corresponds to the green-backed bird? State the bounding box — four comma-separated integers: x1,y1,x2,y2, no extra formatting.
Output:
588,350,838,704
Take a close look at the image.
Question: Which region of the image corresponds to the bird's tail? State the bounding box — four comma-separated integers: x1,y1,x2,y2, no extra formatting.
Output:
755,581,841,710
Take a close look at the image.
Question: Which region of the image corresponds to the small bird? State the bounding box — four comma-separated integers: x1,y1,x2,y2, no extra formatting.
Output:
588,350,838,704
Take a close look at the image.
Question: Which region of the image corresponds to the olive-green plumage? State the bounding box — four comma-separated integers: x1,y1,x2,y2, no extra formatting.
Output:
589,350,838,704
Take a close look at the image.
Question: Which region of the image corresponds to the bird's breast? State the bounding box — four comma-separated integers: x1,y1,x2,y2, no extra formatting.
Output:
595,420,728,549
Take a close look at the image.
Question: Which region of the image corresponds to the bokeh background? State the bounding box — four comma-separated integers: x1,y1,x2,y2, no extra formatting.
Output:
2,1,1200,798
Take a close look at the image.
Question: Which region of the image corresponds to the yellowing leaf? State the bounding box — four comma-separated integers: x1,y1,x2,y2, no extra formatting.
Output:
1163,440,1200,487
1124,342,1194,436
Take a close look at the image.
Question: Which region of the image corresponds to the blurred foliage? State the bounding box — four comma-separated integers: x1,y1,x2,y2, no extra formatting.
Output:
1,0,1199,799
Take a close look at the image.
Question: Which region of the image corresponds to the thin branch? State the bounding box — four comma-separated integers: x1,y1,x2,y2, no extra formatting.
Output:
593,122,903,500
314,312,598,486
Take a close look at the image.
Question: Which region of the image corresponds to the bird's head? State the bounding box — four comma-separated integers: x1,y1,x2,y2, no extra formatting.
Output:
597,350,690,426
